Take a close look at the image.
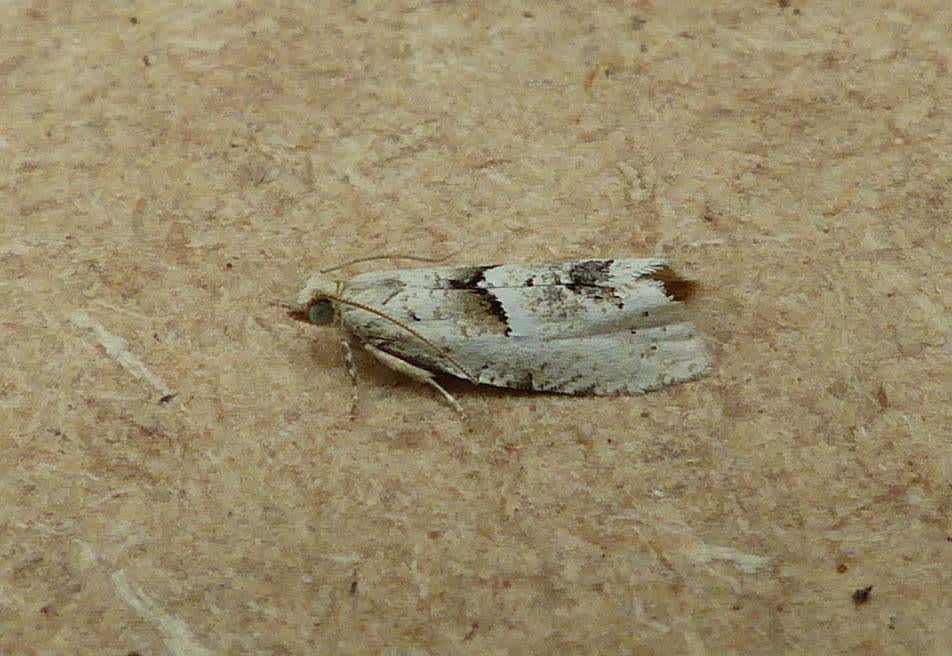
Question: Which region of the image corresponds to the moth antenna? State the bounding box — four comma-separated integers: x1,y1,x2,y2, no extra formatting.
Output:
321,292,478,384
320,249,461,274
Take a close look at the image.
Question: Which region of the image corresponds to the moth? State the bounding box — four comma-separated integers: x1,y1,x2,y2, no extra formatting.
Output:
288,258,711,415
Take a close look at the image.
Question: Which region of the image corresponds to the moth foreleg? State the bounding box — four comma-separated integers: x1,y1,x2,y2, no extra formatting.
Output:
363,344,465,417
339,333,359,418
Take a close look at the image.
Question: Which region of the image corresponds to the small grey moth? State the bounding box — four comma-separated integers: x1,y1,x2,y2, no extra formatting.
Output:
289,258,711,414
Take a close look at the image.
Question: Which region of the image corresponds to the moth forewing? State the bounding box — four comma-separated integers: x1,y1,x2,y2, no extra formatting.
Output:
291,258,711,412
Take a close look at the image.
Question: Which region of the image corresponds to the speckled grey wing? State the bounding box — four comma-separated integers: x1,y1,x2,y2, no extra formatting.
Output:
336,259,711,394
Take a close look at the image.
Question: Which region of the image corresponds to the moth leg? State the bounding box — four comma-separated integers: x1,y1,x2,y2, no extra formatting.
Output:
339,333,359,418
363,344,465,417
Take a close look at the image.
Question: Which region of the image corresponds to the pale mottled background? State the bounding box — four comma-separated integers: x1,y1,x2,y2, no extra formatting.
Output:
2,2,950,654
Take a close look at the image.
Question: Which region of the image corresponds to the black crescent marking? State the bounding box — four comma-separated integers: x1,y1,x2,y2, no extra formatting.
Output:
446,266,494,290
568,259,614,287
448,266,510,335
565,259,625,307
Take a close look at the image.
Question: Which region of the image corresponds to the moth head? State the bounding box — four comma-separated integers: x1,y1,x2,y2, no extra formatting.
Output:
287,272,339,326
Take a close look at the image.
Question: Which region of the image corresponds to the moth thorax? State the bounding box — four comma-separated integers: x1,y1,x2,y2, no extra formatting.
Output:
295,272,340,325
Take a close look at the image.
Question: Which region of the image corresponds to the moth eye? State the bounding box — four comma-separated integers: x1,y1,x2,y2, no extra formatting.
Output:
307,301,335,325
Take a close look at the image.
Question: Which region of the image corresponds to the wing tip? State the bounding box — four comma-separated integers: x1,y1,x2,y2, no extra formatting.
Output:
647,266,698,302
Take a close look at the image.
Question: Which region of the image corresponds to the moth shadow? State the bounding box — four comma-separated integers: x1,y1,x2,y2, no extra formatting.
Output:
336,344,596,407
305,337,349,371
351,351,536,404
435,373,582,405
